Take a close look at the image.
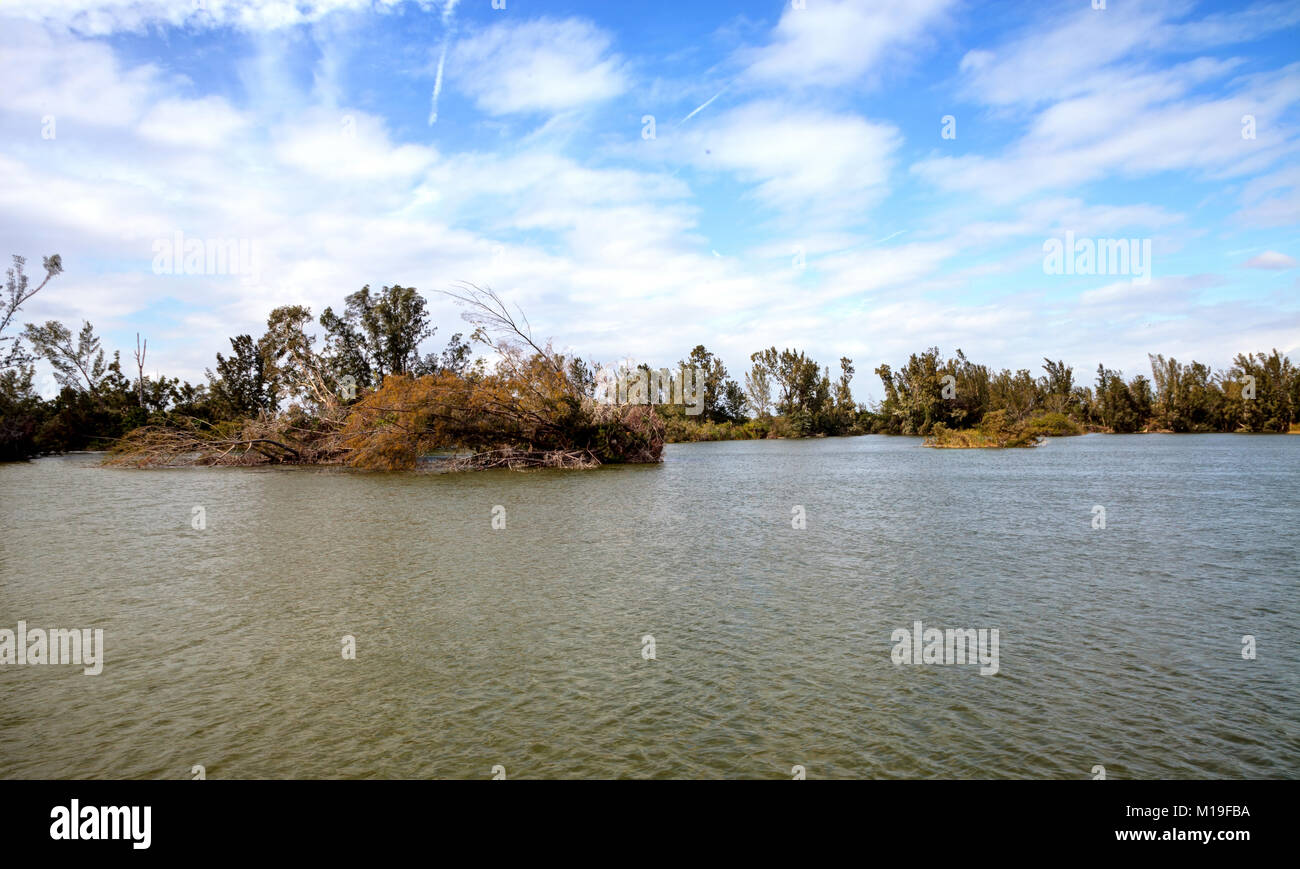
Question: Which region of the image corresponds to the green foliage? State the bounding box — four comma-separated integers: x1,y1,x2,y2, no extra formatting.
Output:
1228,349,1294,432
878,348,1300,441
678,344,746,423
927,409,1075,448
1020,412,1083,437
208,334,275,419
0,365,43,461
743,346,852,434
22,320,108,396
320,284,435,387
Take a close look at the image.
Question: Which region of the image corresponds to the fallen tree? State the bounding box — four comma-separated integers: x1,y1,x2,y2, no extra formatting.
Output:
105,412,339,467
107,285,665,472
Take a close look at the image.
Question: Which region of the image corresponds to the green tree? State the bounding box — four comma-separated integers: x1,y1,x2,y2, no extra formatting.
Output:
23,320,109,398
208,334,275,418
721,379,748,421
679,344,737,422
0,365,45,460
260,304,329,408
1227,349,1294,432
1094,365,1141,432
321,284,435,388
874,347,944,434
1040,358,1075,415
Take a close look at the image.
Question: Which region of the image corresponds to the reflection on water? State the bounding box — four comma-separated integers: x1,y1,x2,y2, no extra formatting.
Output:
1,434,1297,778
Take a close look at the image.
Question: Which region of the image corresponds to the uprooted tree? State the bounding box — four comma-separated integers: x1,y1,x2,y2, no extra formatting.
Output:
108,284,664,471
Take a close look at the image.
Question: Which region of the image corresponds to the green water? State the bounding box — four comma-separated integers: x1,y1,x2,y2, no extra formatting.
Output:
1,434,1297,778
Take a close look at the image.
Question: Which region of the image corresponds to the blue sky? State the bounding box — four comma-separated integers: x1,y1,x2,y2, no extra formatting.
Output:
2,0,1297,402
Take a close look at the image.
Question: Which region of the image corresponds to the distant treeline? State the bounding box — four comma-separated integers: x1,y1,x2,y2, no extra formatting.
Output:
2,254,1296,465
868,347,1297,435
651,345,1298,442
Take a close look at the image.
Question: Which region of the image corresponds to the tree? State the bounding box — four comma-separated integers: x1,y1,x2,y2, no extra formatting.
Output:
759,347,821,418
834,357,855,411
679,345,734,422
1040,358,1074,415
1094,365,1141,432
133,334,147,407
744,352,774,418
2,254,62,369
721,379,748,422
437,332,474,376
321,284,435,388
23,320,108,397
1129,374,1154,427
0,364,44,460
1227,349,1294,432
208,334,274,418
260,305,331,409
1147,353,1226,432
874,347,944,434
990,368,1039,423
943,349,990,429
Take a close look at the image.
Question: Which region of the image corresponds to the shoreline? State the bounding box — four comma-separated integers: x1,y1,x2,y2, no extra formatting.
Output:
7,428,1298,468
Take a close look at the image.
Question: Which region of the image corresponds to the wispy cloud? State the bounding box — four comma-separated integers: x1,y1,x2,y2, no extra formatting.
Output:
1242,250,1297,269
450,17,628,116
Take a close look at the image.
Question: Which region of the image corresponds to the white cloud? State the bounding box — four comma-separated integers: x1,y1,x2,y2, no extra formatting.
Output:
1234,165,1300,227
918,2,1300,204
956,0,1300,108
0,0,413,34
913,63,1300,202
272,110,438,181
738,0,952,88
451,18,628,116
676,101,899,229
138,97,250,149
0,21,161,127
1242,250,1297,269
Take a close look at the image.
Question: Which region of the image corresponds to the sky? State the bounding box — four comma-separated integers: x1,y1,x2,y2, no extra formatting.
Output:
1,0,1297,403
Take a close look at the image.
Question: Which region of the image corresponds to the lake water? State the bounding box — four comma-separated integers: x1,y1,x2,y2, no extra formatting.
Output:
2,434,1297,779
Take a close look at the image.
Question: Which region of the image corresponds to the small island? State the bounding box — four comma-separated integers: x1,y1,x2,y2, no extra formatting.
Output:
923,411,1083,448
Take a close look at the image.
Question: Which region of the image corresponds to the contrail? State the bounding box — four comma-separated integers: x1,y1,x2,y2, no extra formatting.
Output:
429,40,448,124
675,85,728,128
429,0,459,125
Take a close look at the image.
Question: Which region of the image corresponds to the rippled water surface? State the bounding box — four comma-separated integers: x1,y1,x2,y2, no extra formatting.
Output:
2,434,1297,778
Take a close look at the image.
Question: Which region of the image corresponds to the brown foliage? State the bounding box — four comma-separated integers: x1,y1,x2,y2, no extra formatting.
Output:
106,413,341,467
108,285,666,473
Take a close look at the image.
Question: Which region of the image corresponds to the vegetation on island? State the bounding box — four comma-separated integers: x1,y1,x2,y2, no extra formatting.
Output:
659,343,1296,448
870,347,1297,447
105,285,665,471
2,253,1297,467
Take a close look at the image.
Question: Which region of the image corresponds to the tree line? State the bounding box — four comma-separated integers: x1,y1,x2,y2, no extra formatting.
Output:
648,343,1297,441
868,347,1297,436
2,253,1295,465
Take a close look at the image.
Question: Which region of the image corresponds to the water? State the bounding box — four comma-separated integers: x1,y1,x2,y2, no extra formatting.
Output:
1,434,1297,779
